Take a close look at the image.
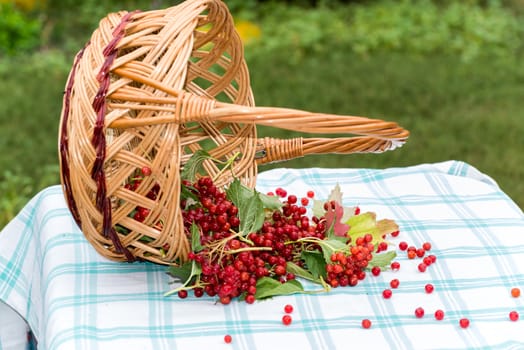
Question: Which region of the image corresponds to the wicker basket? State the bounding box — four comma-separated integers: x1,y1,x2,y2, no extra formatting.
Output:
58,0,409,265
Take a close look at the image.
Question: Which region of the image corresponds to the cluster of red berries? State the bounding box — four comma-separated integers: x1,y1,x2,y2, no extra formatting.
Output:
176,179,328,304
398,240,436,272
247,191,326,259
325,235,374,288
170,176,392,304
181,177,240,244
125,167,522,335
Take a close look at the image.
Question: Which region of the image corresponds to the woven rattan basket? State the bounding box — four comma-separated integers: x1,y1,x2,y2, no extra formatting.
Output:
58,0,409,265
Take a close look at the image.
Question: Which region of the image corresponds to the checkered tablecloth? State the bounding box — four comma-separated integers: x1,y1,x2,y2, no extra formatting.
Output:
1,161,523,350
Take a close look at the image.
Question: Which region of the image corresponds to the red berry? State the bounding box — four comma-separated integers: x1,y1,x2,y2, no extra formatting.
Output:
422,242,432,251
391,230,400,237
511,287,520,298
284,304,294,314
133,211,144,222
435,309,445,320
416,248,426,258
371,266,381,276
177,290,188,299
418,263,427,272
361,318,372,329
141,166,152,176
407,250,417,259
275,188,287,198
274,265,286,276
425,283,434,293
399,241,408,251
220,296,231,305
459,318,470,328
509,311,519,321
391,261,400,271
423,256,433,266
224,334,232,343
245,294,255,304
382,289,392,299
300,197,309,206
354,206,361,215
306,190,315,198
428,254,437,263
415,307,425,318
282,315,292,326
390,279,400,289
287,195,297,204
377,241,388,252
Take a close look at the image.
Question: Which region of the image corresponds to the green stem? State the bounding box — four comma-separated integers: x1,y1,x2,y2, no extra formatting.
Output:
226,246,272,255
212,151,241,183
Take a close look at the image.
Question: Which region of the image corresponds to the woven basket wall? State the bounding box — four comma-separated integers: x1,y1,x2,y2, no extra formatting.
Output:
59,0,409,265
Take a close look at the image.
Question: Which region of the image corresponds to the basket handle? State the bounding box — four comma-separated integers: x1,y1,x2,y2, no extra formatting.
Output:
109,92,407,138
255,135,403,165
106,67,409,160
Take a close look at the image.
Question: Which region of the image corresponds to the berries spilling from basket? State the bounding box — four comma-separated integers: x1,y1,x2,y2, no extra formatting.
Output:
160,165,398,304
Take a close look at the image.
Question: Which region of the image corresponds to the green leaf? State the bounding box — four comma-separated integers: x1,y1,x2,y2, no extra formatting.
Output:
255,277,304,300
346,212,379,242
190,260,202,278
181,150,213,181
316,238,349,263
298,250,327,280
346,212,399,244
369,250,397,269
180,184,199,206
239,192,265,234
259,192,283,210
226,178,252,208
165,260,202,296
227,178,283,211
226,179,265,234
286,262,317,282
190,222,203,252
167,261,193,282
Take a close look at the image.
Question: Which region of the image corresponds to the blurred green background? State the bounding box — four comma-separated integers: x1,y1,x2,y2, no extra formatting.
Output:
1,0,523,228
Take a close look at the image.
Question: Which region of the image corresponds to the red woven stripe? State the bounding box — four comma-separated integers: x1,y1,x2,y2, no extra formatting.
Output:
59,43,89,227
90,11,139,262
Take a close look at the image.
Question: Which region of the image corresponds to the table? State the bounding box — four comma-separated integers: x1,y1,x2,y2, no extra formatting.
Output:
1,161,523,350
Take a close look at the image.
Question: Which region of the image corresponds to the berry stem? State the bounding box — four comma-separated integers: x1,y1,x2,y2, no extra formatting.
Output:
211,151,241,183
226,246,273,255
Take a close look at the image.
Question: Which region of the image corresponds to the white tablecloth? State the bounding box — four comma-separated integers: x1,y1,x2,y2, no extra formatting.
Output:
0,300,29,350
1,161,523,350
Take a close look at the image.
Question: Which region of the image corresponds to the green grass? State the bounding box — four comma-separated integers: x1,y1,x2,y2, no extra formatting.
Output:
0,50,523,229
249,51,524,208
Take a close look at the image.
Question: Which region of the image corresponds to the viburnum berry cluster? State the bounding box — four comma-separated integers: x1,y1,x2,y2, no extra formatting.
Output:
325,235,374,288
118,152,398,303
163,174,399,304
